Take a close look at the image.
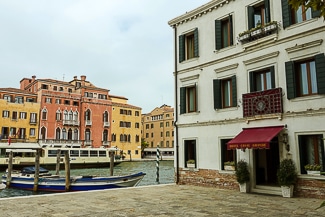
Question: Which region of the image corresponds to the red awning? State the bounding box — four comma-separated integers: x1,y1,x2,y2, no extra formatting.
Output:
227,126,284,150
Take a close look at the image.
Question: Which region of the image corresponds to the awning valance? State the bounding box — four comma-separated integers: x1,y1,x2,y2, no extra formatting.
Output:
227,126,284,150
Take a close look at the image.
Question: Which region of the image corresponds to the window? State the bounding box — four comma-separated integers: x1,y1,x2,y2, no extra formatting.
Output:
30,113,37,123
62,128,67,140
4,95,11,102
213,76,237,109
184,140,196,168
215,15,233,50
160,122,163,127
56,110,62,121
59,87,63,91
151,133,154,138
146,133,149,138
85,129,91,141
248,0,270,29
103,130,108,142
74,129,78,140
135,123,140,128
166,122,169,127
42,108,47,120
15,96,23,104
56,128,61,140
56,99,61,104
53,86,57,91
85,109,91,121
45,97,52,103
146,124,149,129
20,112,27,119
136,135,140,142
30,128,36,136
221,139,236,170
166,131,170,137
151,124,154,129
282,0,321,28
111,133,116,142
135,111,140,116
12,111,18,120
160,132,163,137
2,110,10,118
64,100,70,105
41,84,48,90
26,98,35,102
103,111,109,123
285,54,325,99
299,134,324,174
179,28,199,62
180,85,198,114
249,66,275,92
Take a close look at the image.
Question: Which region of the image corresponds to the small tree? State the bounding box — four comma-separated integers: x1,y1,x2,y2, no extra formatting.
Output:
288,0,325,19
141,138,149,158
235,160,250,184
277,159,298,186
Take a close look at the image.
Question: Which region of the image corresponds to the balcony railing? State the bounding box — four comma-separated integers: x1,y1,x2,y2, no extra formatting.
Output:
63,120,80,126
102,141,111,146
242,88,283,118
85,120,92,126
238,21,279,44
103,122,110,127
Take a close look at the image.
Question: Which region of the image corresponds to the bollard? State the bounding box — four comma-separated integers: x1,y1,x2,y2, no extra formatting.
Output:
6,151,13,188
55,149,61,175
33,149,40,192
156,145,160,184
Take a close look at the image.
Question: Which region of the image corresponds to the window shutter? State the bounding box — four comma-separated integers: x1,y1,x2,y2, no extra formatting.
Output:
270,66,275,88
213,79,222,109
220,140,226,170
249,71,255,92
195,83,198,112
281,0,291,28
180,87,186,114
248,6,255,29
229,14,233,46
194,28,199,57
285,61,296,99
315,53,325,94
298,135,306,173
312,8,321,18
215,20,222,50
264,0,270,23
179,35,185,63
231,75,237,107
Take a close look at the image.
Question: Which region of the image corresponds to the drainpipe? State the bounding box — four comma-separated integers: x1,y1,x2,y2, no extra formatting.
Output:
173,24,180,184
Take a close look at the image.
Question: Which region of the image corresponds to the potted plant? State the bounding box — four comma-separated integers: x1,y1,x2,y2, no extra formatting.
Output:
235,160,250,193
250,21,263,37
238,30,251,41
224,161,235,171
304,164,321,175
277,159,298,198
187,159,195,169
263,21,278,32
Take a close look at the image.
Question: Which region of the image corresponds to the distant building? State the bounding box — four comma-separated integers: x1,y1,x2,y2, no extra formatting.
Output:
110,95,142,160
169,0,325,198
141,105,174,159
0,88,40,146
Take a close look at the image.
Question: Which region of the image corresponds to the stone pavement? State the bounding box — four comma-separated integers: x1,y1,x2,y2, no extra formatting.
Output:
0,184,324,217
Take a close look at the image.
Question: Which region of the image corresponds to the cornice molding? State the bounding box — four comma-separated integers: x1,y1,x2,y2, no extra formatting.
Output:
243,51,280,65
285,39,323,54
214,63,238,74
180,74,200,82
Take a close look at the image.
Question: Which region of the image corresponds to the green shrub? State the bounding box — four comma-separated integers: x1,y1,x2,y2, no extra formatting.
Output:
277,159,297,186
235,160,250,184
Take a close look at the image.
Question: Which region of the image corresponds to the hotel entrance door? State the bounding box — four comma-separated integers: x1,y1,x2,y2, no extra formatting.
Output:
255,138,280,186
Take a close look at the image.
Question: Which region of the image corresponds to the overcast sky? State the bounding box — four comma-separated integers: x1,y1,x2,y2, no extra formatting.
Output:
0,0,208,113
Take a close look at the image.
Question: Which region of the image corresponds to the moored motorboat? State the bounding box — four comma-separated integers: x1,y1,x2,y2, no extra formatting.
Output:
1,166,146,192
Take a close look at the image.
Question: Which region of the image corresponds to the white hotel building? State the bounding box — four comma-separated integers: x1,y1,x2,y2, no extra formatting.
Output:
169,0,325,198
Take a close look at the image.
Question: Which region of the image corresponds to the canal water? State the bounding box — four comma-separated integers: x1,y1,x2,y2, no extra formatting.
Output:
0,160,175,198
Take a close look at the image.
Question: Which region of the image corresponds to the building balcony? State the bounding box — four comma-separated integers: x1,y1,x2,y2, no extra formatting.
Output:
102,141,111,147
63,120,80,126
238,21,279,44
103,122,110,127
38,139,83,145
242,87,283,118
85,120,92,126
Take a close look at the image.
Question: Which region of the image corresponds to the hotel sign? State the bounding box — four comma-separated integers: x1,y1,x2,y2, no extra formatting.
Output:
227,143,270,150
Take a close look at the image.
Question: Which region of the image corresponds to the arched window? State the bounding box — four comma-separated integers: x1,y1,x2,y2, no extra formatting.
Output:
85,109,91,121
69,111,73,120
103,111,109,122
41,108,47,120
103,130,108,141
56,128,61,140
40,127,46,140
64,110,68,120
73,129,78,140
56,110,61,121
68,128,73,140
85,129,91,141
127,134,131,142
62,128,67,140
73,111,78,121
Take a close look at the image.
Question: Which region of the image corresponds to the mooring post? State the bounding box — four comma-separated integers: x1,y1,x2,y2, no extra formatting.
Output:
64,150,70,192
156,145,160,184
33,149,40,192
109,150,114,176
55,149,61,175
6,151,13,188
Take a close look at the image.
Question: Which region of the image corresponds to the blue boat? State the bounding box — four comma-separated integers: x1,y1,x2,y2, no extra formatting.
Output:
1,166,146,192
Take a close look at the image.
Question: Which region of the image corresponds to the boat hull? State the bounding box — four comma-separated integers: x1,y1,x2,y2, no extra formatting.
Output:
1,172,146,192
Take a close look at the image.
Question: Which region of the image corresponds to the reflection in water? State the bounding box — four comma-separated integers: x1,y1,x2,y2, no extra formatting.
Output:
0,160,174,198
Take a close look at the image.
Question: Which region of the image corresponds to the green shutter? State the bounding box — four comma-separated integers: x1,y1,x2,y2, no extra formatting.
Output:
179,35,185,63
249,71,255,92
213,79,222,109
248,6,255,29
229,14,233,46
285,61,296,99
320,135,325,172
215,20,222,50
195,83,198,112
315,53,325,94
264,0,270,23
298,135,306,174
270,66,275,88
312,8,321,18
231,75,237,107
281,0,291,28
194,28,199,57
180,87,186,114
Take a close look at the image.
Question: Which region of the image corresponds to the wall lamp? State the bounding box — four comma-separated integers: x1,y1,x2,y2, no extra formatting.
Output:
282,133,289,152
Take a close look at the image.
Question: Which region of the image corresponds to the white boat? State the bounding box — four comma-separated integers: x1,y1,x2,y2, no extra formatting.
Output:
2,166,146,192
0,143,122,170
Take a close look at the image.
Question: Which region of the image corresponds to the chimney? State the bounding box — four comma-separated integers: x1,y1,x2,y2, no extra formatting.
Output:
74,76,77,80
81,75,86,81
32,75,36,82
